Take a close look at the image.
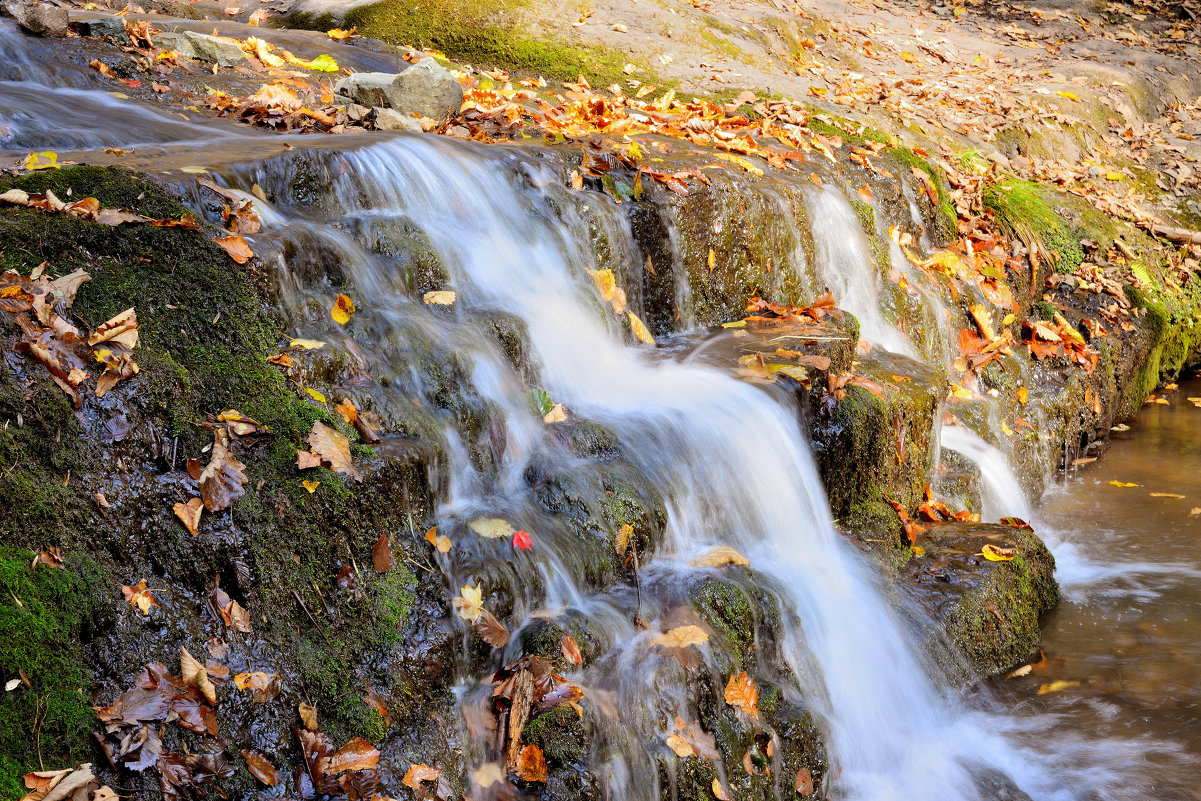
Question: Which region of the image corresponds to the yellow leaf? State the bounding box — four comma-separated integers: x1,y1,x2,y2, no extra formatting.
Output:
712,778,732,800
1057,90,1080,101
302,480,320,493
326,26,356,39
900,51,916,62
981,543,1017,561
1190,507,1201,518
1150,492,1185,499
1002,313,1016,326
469,518,515,538
652,625,709,649
1017,387,1028,405
627,311,656,345
911,545,926,557
1109,481,1139,487
425,526,452,552
305,387,327,403
289,338,326,350
453,583,484,622
687,545,750,567
948,384,973,400
707,248,716,272
22,151,59,171
1105,170,1122,181
285,52,338,72
587,268,617,301
1038,679,1080,695
1001,421,1014,436
542,402,568,423
666,732,695,758
615,523,633,556
331,294,355,324
423,290,456,305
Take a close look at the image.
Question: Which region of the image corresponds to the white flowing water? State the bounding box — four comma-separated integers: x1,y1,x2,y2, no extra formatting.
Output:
238,135,1142,799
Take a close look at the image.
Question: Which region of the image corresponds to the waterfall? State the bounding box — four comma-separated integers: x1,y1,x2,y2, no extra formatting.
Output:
227,135,1104,800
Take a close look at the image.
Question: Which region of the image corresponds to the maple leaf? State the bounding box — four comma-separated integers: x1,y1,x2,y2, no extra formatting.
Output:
425,526,452,552
214,235,254,264
453,584,484,622
512,529,533,551
121,579,158,615
514,744,547,783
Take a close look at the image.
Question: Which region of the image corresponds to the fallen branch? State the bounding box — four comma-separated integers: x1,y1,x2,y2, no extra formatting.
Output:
1149,223,1201,245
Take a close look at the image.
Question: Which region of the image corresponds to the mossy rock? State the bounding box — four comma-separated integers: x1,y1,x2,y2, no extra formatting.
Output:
902,523,1058,681
0,550,104,796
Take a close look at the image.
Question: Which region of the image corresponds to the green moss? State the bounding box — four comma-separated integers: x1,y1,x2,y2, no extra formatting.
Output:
343,0,646,86
887,146,957,243
367,565,417,644
983,177,1084,274
0,550,99,793
521,705,587,765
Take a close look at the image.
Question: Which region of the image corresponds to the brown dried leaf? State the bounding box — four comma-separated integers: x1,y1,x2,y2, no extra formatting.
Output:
215,235,254,264
560,633,583,665
651,625,708,649
180,646,217,705
121,579,158,615
198,429,247,512
403,763,441,791
299,701,318,730
173,498,203,535
371,532,392,572
233,671,280,702
474,608,510,647
321,736,380,775
240,749,281,786
300,421,361,481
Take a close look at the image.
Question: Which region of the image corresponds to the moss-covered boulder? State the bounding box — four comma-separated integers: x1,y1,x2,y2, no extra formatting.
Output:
901,523,1058,682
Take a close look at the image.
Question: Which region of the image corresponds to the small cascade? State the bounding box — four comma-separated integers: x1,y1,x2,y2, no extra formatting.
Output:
217,135,1127,800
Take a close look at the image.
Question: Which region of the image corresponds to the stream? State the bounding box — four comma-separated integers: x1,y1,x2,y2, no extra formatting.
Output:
3,14,1201,800
997,379,1201,801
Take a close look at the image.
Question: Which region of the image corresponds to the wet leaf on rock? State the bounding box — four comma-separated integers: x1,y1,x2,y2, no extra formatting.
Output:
615,523,633,556
475,608,510,647
712,778,732,800
121,580,158,615
297,421,362,481
331,293,355,324
453,584,484,622
627,311,656,345
795,768,815,795
403,764,441,791
561,634,583,665
371,532,392,572
651,625,708,649
240,749,281,786
321,736,380,774
512,529,533,551
173,498,203,535
423,290,456,305
687,545,749,567
198,429,247,512
425,526,451,553
233,671,281,702
180,647,217,705
217,408,266,437
514,744,547,783
664,717,719,761
980,544,1016,561
469,517,516,539
299,701,319,730
214,235,254,264
724,671,759,718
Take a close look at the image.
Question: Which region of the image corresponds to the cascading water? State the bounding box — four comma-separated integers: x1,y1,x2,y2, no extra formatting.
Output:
221,135,1146,800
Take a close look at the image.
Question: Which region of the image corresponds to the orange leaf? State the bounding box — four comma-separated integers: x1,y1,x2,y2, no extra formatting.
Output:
321,736,380,774
372,532,392,572
515,744,548,782
561,633,583,665
214,235,253,264
173,497,204,535
723,672,759,718
403,764,441,790
240,749,281,786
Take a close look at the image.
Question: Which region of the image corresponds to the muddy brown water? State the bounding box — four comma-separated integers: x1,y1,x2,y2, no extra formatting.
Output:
993,376,1201,800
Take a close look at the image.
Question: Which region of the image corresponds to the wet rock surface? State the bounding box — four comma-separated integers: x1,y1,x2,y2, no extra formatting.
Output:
334,59,464,121
2,0,68,36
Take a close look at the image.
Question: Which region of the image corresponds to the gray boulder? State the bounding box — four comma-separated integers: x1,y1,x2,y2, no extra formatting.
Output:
152,30,245,67
373,107,422,133
336,59,463,121
2,0,68,36
70,15,128,43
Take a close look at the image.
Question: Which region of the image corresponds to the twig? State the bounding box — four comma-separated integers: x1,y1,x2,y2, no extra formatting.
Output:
291,589,334,648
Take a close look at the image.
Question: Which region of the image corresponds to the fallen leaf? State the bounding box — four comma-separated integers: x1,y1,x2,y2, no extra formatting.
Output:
303,480,320,493
795,768,814,795
214,235,253,264
514,744,547,783
712,778,732,800
687,545,750,567
327,27,356,40
180,647,217,704
289,338,326,350
1109,481,1139,488
240,750,280,786
217,409,265,437
299,701,318,730
469,517,516,538
474,608,510,647
1150,492,1185,499
981,544,1016,561
615,523,633,556
331,294,355,324
561,634,583,665
305,387,327,403
425,526,451,552
1006,664,1033,679
403,764,441,791
199,429,247,512
1037,679,1080,695
1190,507,1201,519
321,736,380,774
372,532,392,572
1017,387,1028,405
121,579,158,615
453,583,484,622
627,311,656,345
652,625,708,649
423,290,456,305
724,672,759,718
233,671,281,702
472,762,505,788
512,529,533,551
542,402,567,423
298,421,361,481
173,498,204,535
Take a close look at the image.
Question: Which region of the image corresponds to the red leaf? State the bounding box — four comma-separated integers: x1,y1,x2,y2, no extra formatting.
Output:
512,529,533,551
